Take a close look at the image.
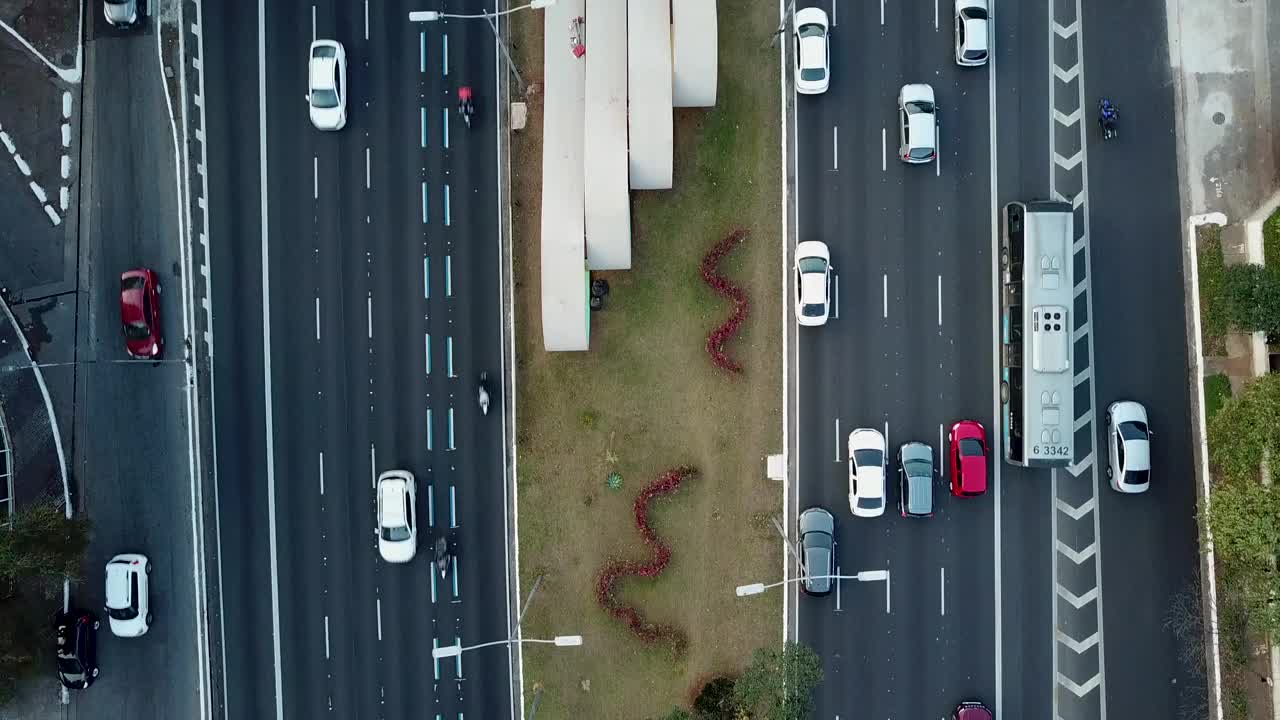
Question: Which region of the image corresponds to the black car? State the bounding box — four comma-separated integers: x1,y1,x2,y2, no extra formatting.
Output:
798,507,835,596
56,609,100,689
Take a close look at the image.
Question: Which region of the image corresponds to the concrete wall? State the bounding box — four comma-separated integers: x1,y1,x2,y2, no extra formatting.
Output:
671,0,717,107
626,0,673,189
584,0,632,269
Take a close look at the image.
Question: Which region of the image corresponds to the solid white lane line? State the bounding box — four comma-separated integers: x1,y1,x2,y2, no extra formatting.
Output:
421,107,427,147
365,147,371,189
834,563,842,611
324,615,330,658
885,569,892,613
421,182,427,223
312,156,318,199
936,127,942,177
881,127,887,171
449,485,457,527
314,298,320,339
833,274,840,319
444,184,451,226
311,5,316,42
376,598,382,640
364,0,369,40
880,0,885,24
319,452,325,495
442,34,448,76
443,107,450,149
834,417,841,462
832,0,838,25
988,2,1004,710
937,274,943,325
366,294,372,338
935,0,939,29
423,256,429,298
884,421,890,454
882,274,888,318
424,333,431,375
257,0,285,712
370,443,376,489
939,424,945,477
832,126,838,170
940,567,946,615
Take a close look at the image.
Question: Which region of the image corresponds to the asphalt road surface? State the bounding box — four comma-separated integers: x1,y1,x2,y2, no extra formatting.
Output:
790,0,1201,718
68,7,202,719
203,1,512,718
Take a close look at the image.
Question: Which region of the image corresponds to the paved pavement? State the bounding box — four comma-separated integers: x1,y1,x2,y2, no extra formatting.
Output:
788,0,1203,718
202,1,514,717
61,5,202,719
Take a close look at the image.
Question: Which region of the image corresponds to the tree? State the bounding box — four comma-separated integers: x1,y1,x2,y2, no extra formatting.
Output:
652,709,693,720
692,676,738,720
733,642,823,720
0,499,89,598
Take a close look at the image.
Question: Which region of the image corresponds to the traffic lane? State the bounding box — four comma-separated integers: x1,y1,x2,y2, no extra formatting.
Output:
993,0,1051,204
72,24,199,720
997,466,1054,720
1081,0,1202,711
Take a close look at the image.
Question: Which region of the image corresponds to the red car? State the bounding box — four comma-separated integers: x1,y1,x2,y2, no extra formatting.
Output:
948,420,988,496
120,269,162,359
953,700,992,720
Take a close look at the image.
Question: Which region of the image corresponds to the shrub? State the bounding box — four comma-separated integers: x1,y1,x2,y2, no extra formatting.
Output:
1223,263,1280,337
701,229,751,373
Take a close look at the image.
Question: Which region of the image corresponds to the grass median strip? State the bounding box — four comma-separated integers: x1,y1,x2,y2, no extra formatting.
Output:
509,7,783,718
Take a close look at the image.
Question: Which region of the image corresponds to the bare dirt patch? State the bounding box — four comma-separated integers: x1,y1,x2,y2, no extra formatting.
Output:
0,0,80,69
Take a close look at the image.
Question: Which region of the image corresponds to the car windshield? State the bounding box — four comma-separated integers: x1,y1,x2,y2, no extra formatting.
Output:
853,449,883,467
904,458,932,476
107,606,137,621
802,303,826,317
1119,421,1148,440
56,655,84,673
960,438,984,456
961,7,988,19
381,525,410,542
125,321,151,339
797,257,827,273
121,276,144,291
800,67,827,81
964,49,988,61
1125,468,1151,485
311,88,339,109
910,146,934,160
905,99,934,115
856,495,881,509
803,530,833,551
797,23,825,38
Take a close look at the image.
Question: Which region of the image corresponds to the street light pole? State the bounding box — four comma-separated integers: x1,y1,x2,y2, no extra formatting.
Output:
432,634,583,659
736,570,888,597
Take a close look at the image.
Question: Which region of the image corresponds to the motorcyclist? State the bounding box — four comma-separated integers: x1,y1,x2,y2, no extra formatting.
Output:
1098,98,1118,138
478,372,491,415
458,86,475,126
434,535,449,577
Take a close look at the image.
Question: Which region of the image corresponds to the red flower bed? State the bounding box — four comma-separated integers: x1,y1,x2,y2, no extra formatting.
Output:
594,466,697,652
701,229,750,374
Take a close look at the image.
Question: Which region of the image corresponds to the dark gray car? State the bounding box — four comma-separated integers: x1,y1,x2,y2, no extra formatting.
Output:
898,442,935,518
799,507,835,595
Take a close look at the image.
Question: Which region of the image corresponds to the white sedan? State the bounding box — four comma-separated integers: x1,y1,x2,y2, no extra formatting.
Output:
954,0,989,66
1106,401,1151,493
794,241,832,326
376,470,418,563
307,40,347,131
898,84,937,164
104,553,151,637
793,8,830,94
848,428,887,517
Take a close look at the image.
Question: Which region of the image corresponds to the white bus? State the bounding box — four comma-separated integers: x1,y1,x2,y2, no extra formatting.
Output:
999,201,1075,467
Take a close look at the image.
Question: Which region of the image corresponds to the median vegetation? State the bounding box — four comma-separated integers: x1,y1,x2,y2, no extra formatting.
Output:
509,4,783,717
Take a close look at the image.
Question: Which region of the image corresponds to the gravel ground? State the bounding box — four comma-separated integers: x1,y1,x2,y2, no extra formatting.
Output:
0,0,81,69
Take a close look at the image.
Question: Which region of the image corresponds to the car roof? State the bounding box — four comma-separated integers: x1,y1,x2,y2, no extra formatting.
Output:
310,57,337,91
908,113,936,144
799,35,826,70
963,17,989,51
104,562,132,607
379,478,408,524
800,273,827,303
1123,439,1151,470
856,470,885,498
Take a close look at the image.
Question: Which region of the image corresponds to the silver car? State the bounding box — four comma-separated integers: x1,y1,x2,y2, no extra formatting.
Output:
1106,401,1151,493
798,507,835,596
897,442,935,518
898,84,938,164
104,0,139,27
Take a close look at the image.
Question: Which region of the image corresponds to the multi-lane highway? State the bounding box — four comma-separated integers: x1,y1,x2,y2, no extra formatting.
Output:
789,0,1201,718
203,0,513,717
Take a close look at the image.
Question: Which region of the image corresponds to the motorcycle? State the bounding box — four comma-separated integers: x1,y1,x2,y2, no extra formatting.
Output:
458,86,475,129
434,535,450,579
478,372,491,416
1098,98,1118,140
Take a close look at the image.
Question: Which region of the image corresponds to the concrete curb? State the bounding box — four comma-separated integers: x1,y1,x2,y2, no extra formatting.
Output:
1185,211,1227,720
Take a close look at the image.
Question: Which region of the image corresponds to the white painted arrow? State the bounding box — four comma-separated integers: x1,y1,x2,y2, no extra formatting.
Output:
1056,671,1102,697
1056,629,1100,654
1056,584,1099,609
1056,540,1097,565
1055,497,1095,520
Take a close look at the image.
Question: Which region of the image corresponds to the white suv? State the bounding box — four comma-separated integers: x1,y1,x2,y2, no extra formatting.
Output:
377,470,417,563
104,554,151,637
848,428,887,517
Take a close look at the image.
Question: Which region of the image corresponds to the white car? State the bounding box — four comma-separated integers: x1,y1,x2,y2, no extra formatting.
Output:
104,554,151,637
104,0,139,27
1106,401,1151,493
898,84,937,164
794,241,832,326
793,8,830,94
848,428,887,517
377,470,417,563
307,40,347,131
954,0,989,66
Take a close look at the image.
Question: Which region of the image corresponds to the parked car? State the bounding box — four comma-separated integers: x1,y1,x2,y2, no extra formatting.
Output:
376,470,417,563
104,0,139,27
898,442,935,517
953,700,993,720
120,268,162,359
793,241,832,326
1106,400,1151,493
104,554,151,637
55,610,99,689
307,40,348,130
898,84,938,164
954,0,989,66
948,420,988,496
793,8,831,94
848,428,887,517
798,507,835,596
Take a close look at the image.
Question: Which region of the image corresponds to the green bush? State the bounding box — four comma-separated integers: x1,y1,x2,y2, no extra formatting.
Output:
1198,225,1229,355
1264,206,1280,269
1204,373,1232,421
1224,263,1280,337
